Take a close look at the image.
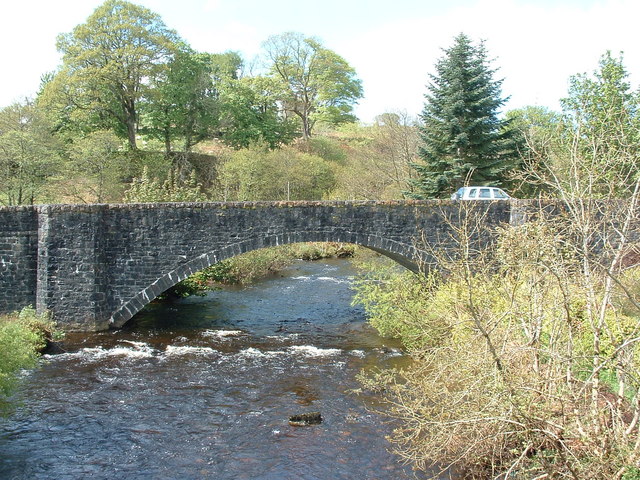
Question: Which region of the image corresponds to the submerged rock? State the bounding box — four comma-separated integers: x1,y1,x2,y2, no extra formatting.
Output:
289,412,322,426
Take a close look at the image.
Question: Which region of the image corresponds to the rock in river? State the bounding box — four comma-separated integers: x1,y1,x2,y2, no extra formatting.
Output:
289,412,322,426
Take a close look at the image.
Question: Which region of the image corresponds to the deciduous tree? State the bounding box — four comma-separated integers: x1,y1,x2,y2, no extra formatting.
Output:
263,32,363,139
218,76,296,149
330,113,420,200
561,51,640,195
218,144,335,201
0,100,61,205
144,49,243,155
64,130,128,203
504,105,563,196
51,0,181,150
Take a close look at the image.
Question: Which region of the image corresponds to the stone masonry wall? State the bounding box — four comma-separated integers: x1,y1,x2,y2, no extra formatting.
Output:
0,206,38,313
0,200,513,331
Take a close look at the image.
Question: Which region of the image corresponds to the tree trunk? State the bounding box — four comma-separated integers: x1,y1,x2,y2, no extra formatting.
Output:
301,114,311,140
123,98,138,150
164,125,172,156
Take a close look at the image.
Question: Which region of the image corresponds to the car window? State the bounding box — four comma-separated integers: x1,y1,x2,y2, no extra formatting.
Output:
479,188,491,199
494,189,508,199
468,188,477,198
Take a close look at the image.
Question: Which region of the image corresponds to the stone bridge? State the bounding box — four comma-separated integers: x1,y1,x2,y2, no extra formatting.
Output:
0,200,524,331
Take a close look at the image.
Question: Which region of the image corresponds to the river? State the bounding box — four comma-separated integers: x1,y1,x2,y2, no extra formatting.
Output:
0,259,431,479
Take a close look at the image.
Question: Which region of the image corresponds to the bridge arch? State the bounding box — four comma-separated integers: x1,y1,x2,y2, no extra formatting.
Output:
109,230,422,328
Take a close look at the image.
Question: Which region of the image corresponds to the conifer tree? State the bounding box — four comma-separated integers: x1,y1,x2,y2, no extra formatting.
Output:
407,34,515,198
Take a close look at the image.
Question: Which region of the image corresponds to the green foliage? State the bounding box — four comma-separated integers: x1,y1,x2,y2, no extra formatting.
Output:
143,48,224,154
262,32,363,139
503,105,563,196
216,242,356,284
142,49,245,154
0,307,56,413
175,242,356,295
292,241,355,260
52,0,181,149
328,116,420,200
210,247,295,285
354,261,515,352
62,130,129,203
408,33,516,198
353,268,450,350
160,268,220,299
218,76,296,149
0,100,61,205
355,211,640,478
298,136,347,164
560,51,640,196
217,144,335,201
623,466,640,480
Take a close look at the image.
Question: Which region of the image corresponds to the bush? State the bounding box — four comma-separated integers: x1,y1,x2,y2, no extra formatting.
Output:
354,216,640,479
299,136,347,164
217,144,335,201
0,307,56,413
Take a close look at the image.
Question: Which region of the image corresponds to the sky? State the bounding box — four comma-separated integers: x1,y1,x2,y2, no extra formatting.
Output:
1,0,639,123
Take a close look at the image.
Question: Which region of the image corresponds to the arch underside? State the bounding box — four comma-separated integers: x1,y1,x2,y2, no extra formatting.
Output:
109,230,426,328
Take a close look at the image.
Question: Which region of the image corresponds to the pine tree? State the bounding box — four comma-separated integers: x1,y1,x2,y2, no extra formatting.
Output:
407,34,515,198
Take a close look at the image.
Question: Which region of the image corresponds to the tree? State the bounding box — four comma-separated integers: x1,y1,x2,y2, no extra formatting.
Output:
0,100,61,205
64,130,128,203
408,33,515,198
263,32,363,139
51,0,180,150
560,51,640,195
144,48,219,155
218,76,296,149
330,113,420,200
372,112,421,193
144,49,244,156
358,54,640,479
504,105,563,197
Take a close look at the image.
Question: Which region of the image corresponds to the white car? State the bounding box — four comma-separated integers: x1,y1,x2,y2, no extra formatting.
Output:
451,186,510,200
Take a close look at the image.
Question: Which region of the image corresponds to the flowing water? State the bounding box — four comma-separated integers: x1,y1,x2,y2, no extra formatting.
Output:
0,259,431,479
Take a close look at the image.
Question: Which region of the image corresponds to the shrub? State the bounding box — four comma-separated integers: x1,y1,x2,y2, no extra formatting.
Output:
0,307,56,413
354,214,640,479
